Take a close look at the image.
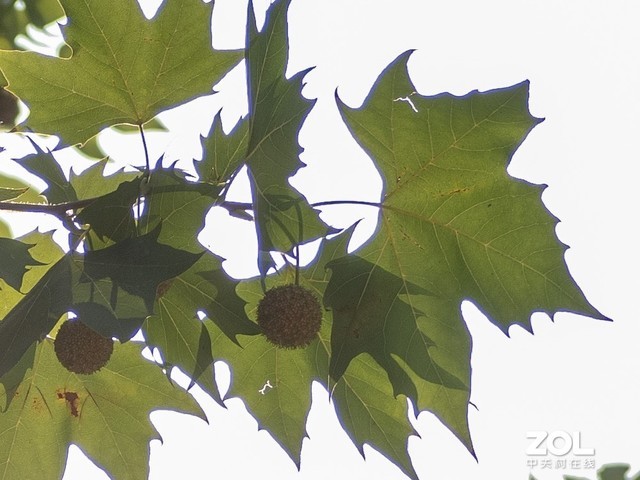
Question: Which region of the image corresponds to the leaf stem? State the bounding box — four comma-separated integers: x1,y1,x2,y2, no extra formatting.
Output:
0,197,384,220
139,123,151,172
310,200,382,209
217,199,383,214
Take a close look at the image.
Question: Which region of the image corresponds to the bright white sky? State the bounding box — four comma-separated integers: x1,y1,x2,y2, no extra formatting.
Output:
1,0,639,479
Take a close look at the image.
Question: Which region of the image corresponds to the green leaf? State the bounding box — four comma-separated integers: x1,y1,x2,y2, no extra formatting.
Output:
0,229,65,319
140,165,222,253
338,51,606,334
0,187,27,202
314,225,466,476
0,229,64,395
0,89,18,128
324,255,473,455
331,355,418,480
245,0,328,273
212,225,419,471
75,176,141,245
563,463,640,480
0,238,44,291
0,340,204,480
0,227,202,378
80,225,203,316
325,255,465,390
69,158,138,200
112,118,167,134
23,0,65,28
0,253,72,379
196,110,249,186
15,138,77,204
209,294,329,467
210,231,343,465
143,252,257,400
0,0,63,50
0,0,243,145
0,172,45,205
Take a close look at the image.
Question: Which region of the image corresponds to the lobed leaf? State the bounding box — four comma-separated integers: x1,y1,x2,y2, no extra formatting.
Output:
244,0,328,275
0,340,204,480
15,138,77,204
143,252,257,400
338,51,606,334
0,238,44,291
0,0,243,145
0,227,202,378
196,110,249,186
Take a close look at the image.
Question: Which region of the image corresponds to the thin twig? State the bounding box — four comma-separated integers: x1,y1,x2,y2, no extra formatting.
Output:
0,198,98,214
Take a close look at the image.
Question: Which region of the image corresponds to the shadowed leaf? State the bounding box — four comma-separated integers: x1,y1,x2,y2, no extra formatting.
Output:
0,238,44,291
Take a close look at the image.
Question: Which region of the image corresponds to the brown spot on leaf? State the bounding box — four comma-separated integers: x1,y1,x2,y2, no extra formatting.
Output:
439,187,469,196
56,389,80,417
31,396,46,414
156,279,175,298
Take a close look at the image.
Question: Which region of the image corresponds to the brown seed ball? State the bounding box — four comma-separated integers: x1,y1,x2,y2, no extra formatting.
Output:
257,285,322,349
54,320,114,374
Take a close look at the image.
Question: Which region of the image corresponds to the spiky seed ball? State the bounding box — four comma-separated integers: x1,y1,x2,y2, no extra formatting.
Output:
257,285,322,349
54,320,114,374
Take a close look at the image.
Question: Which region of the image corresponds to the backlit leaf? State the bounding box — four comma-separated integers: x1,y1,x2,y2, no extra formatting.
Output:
245,0,328,274
0,0,243,145
0,227,202,378
0,340,204,480
338,51,606,334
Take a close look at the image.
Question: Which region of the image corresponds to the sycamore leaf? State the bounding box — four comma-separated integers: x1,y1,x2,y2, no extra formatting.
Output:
0,340,204,480
196,110,249,186
75,177,141,245
0,238,44,291
323,255,474,455
562,463,640,480
245,0,328,274
0,254,72,379
143,252,257,400
213,226,425,474
69,158,139,200
0,230,64,391
15,138,77,204
112,118,167,134
324,255,465,390
0,187,27,202
338,51,606,334
0,230,65,319
139,165,222,253
0,89,18,128
314,225,467,477
209,292,329,467
0,0,243,145
331,355,418,479
0,171,46,205
211,231,345,465
0,227,202,378
81,226,203,314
